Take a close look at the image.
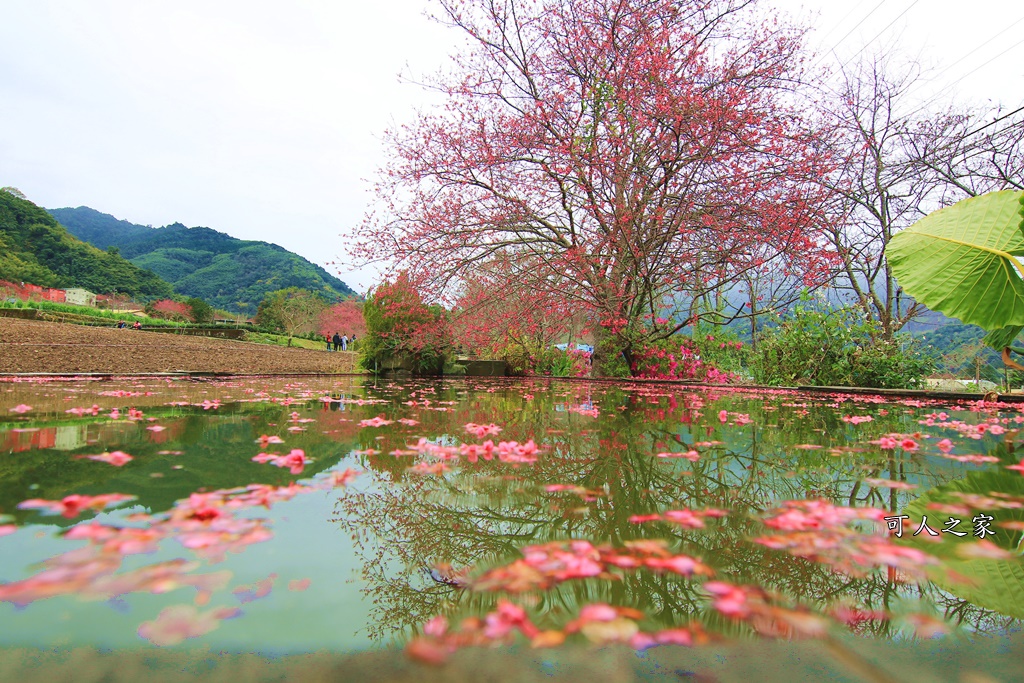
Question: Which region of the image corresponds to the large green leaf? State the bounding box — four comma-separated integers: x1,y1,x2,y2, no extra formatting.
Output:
887,190,1024,334
984,324,1024,350
902,469,1024,619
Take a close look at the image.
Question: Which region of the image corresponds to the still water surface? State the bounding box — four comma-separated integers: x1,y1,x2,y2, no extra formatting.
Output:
0,377,1022,658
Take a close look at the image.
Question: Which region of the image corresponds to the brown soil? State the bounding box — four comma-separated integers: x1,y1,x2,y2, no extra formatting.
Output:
0,317,360,375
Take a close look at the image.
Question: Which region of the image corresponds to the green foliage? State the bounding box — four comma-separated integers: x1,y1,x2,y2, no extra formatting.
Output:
688,326,750,376
0,298,188,328
532,347,589,377
753,303,933,389
0,191,174,299
917,320,1009,384
497,343,534,377
254,288,327,344
186,297,214,324
887,190,1024,349
593,336,631,378
49,208,355,312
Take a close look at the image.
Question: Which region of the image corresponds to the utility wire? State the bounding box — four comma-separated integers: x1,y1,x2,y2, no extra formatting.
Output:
813,2,867,47
901,34,1024,123
837,0,922,70
812,0,887,67
904,14,1024,101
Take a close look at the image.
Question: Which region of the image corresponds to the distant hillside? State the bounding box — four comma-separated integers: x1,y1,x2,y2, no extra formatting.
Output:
49,207,355,312
0,190,174,299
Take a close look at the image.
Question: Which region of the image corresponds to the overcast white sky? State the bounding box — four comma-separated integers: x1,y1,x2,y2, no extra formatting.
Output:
2,0,1022,294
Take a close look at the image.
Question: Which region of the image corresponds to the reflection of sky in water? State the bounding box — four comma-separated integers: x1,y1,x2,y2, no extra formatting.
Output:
0,377,1021,655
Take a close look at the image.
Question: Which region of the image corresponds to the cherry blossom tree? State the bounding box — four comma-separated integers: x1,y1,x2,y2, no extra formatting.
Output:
451,255,584,360
362,273,453,373
317,300,367,340
354,0,835,375
146,299,193,322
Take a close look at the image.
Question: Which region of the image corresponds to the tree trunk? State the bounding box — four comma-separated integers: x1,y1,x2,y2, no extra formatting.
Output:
591,325,629,377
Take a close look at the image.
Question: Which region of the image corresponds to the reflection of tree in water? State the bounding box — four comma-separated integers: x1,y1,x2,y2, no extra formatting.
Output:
333,383,1022,644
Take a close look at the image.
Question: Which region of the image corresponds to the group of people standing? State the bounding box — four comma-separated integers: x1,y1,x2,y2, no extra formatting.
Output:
326,332,354,351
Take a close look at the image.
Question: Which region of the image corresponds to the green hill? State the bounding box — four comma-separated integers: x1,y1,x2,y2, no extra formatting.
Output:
49,207,355,313
0,189,174,299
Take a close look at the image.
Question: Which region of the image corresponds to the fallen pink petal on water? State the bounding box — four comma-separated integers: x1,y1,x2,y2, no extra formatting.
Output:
17,493,136,518
288,578,312,591
137,605,240,646
956,540,1015,560
8,404,32,414
863,478,917,491
84,451,134,466
359,416,394,427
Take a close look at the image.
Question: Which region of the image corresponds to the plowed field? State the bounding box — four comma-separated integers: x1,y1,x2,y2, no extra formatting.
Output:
0,317,359,375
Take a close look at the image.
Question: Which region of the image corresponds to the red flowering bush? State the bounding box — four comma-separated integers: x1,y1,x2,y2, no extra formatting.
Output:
631,337,739,384
145,299,193,322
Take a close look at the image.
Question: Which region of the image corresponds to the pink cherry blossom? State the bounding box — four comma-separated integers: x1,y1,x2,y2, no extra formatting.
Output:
251,449,310,474
703,581,751,617
84,451,134,466
359,416,394,427
137,605,239,646
464,422,503,437
256,435,285,448
18,493,136,519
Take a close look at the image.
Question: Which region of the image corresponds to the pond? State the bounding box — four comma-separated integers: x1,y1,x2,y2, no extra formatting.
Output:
1,376,1023,674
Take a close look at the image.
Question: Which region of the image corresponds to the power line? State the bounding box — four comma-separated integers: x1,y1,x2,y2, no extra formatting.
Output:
962,104,1024,139
812,0,887,67
903,15,1024,103
902,34,1024,122
813,2,867,47
838,0,922,70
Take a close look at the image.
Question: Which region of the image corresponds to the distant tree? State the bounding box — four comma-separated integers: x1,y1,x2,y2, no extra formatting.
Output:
145,299,193,322
255,287,327,346
451,256,583,358
317,300,366,339
186,297,214,324
1,187,26,199
362,273,452,373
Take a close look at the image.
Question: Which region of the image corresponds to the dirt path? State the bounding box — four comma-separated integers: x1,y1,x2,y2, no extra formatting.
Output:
0,317,360,375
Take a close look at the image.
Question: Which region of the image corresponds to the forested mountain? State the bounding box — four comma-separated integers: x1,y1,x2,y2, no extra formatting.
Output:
0,190,174,299
49,207,355,312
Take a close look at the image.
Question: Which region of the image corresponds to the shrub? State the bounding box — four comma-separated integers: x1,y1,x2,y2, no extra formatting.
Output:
145,299,193,322
186,297,214,324
631,337,738,383
752,306,933,389
361,274,454,374
533,347,590,377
